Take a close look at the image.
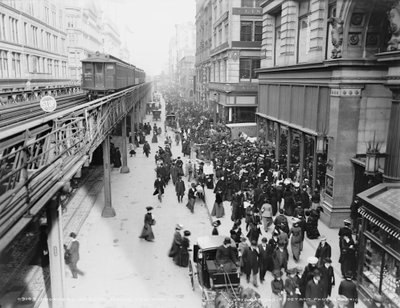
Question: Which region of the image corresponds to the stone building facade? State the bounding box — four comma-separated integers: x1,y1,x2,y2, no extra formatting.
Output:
207,0,263,123
0,0,69,91
257,0,400,227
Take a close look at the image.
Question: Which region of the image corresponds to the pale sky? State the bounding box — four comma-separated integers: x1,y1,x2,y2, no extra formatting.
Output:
99,0,196,76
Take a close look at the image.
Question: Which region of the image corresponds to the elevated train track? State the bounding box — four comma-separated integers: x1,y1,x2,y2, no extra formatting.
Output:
0,93,87,129
0,82,152,252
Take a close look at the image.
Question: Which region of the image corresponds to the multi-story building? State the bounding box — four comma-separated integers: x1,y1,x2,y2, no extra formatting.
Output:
195,0,212,108
256,0,400,250
0,0,69,92
206,0,262,124
64,0,102,81
169,22,196,84
102,18,122,58
177,55,195,100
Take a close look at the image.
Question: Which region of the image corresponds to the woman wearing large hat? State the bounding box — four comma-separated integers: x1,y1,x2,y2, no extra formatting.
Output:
139,206,155,242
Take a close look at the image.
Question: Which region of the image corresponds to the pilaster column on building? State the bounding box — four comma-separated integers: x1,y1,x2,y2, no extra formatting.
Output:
46,195,66,308
287,127,292,175
280,0,298,64
262,13,275,67
309,0,326,53
120,116,130,174
322,86,363,227
102,135,116,218
383,90,400,183
275,123,281,161
299,132,305,184
312,136,318,192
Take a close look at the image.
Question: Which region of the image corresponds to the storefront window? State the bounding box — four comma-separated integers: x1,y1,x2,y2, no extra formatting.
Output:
362,238,383,294
362,237,400,308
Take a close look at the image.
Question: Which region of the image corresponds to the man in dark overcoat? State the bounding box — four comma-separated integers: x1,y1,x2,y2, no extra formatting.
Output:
339,234,356,278
242,240,259,287
338,272,358,308
319,258,335,298
66,232,80,278
175,176,185,203
285,268,301,308
273,243,288,272
258,237,273,283
315,236,331,267
305,269,326,308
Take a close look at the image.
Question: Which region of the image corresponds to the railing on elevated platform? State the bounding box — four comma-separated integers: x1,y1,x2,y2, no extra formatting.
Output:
0,82,152,251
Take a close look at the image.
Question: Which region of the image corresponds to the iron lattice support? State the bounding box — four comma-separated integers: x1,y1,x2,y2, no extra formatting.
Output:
0,82,152,251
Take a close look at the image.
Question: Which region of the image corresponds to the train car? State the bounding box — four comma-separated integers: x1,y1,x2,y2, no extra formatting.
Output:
81,51,145,99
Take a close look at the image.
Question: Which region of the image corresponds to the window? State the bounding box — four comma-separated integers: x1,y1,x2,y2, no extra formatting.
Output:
51,9,56,27
11,52,20,77
255,21,262,41
241,0,261,8
54,60,59,77
274,13,282,66
240,21,262,42
298,0,311,63
224,22,229,42
239,58,260,80
31,26,38,47
45,6,49,24
46,32,51,49
218,26,222,45
53,35,57,52
31,55,38,73
62,61,67,77
0,14,5,40
24,23,28,45
47,59,52,75
240,21,252,41
0,50,8,78
9,17,18,43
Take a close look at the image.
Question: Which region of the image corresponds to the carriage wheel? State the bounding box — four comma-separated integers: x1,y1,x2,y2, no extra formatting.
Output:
188,260,195,291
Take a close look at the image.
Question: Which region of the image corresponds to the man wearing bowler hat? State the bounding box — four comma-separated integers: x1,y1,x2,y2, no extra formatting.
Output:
305,269,325,308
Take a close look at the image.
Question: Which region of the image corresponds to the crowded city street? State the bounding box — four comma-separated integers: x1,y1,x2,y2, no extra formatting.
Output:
34,95,366,308
1,1,400,308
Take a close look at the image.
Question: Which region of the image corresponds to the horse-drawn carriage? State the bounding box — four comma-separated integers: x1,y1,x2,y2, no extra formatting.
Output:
189,236,262,308
152,109,161,121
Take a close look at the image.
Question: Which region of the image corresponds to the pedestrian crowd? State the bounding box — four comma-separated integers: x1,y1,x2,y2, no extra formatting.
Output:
135,91,362,308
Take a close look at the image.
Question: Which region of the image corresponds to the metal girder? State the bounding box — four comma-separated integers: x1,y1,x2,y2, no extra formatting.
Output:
0,82,152,251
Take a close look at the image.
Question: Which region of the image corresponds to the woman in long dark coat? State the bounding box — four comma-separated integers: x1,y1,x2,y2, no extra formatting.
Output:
305,210,320,239
139,207,155,241
168,224,183,258
211,192,225,218
289,222,303,262
174,230,191,267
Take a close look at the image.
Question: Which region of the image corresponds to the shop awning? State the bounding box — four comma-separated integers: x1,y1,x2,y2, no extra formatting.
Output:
256,112,319,136
358,206,400,240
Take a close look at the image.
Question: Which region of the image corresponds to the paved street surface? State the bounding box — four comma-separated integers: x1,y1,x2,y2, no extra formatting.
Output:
38,97,366,308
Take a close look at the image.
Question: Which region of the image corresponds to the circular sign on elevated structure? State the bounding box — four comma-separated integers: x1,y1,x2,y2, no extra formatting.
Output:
40,96,57,112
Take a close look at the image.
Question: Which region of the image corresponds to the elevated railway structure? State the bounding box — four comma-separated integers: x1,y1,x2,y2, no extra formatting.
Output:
0,82,152,307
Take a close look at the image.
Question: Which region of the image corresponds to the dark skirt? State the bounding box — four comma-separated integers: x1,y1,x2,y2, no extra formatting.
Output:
174,248,189,267
139,223,154,241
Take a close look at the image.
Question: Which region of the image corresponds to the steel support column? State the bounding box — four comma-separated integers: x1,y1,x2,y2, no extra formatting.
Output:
130,107,135,143
47,195,66,308
120,116,130,174
312,136,318,191
102,135,116,217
